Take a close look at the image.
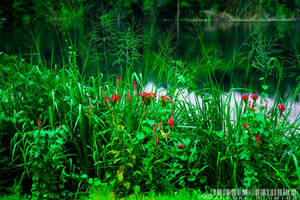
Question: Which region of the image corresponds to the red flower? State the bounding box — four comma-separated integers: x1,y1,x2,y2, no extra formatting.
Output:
161,95,170,105
116,75,120,90
177,142,184,149
251,94,258,102
109,94,120,106
159,119,162,131
278,104,286,113
89,101,92,115
155,135,158,145
134,81,137,95
267,115,270,119
104,97,108,105
243,123,248,128
255,136,260,146
265,103,268,110
140,92,156,105
127,91,131,102
153,123,156,137
168,118,174,128
38,117,41,130
102,86,105,98
241,94,249,102
56,125,59,129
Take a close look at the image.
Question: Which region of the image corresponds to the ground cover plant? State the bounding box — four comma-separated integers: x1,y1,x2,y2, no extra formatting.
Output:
0,50,299,199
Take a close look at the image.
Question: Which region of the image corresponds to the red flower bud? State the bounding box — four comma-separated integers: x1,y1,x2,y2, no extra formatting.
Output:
38,117,41,130
243,123,248,128
116,75,120,90
161,95,170,105
278,104,286,113
153,123,156,137
109,94,120,106
56,125,59,129
140,92,156,105
168,117,174,129
265,103,268,110
89,101,92,115
134,81,137,95
255,136,260,146
155,135,158,145
159,119,162,131
104,97,108,105
241,94,249,103
127,91,131,102
251,94,258,102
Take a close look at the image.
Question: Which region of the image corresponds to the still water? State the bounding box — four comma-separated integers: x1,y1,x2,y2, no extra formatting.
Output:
0,20,299,103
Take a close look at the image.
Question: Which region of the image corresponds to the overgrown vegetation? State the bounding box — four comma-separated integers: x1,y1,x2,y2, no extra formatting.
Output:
0,1,300,199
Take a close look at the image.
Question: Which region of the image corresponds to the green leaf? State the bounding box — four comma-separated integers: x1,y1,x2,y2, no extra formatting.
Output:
187,176,196,182
81,174,88,179
262,85,269,90
216,131,224,138
88,178,93,184
136,132,145,140
200,176,207,184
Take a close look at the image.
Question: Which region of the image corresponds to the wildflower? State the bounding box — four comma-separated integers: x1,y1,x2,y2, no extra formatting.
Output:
56,125,59,129
102,86,105,98
140,92,156,105
104,97,108,105
176,142,184,149
127,91,131,102
265,103,268,110
251,94,258,102
159,119,162,131
161,95,170,106
168,118,173,128
243,123,248,128
267,116,270,119
134,81,137,96
109,94,120,106
38,117,41,130
241,94,249,103
155,135,158,145
248,101,252,109
168,114,174,128
255,136,260,147
251,106,255,112
89,101,92,115
153,123,156,137
116,76,120,91
278,104,286,114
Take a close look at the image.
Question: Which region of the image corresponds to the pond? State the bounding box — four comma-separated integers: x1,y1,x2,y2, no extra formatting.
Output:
0,20,299,112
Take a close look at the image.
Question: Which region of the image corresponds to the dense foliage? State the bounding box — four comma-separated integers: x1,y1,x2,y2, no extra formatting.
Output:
0,51,299,198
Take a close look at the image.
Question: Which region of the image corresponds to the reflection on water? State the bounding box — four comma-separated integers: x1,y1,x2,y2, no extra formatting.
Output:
0,20,299,101
144,81,300,122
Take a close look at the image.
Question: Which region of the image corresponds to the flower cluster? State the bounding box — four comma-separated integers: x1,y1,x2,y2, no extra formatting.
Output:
109,94,120,106
161,95,170,106
140,92,156,105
